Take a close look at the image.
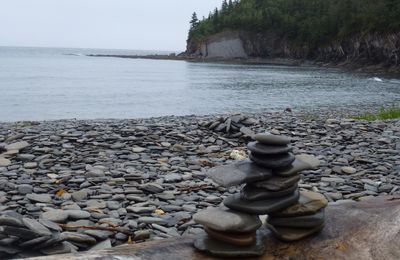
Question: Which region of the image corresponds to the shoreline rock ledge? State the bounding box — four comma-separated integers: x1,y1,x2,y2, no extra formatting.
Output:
20,196,400,260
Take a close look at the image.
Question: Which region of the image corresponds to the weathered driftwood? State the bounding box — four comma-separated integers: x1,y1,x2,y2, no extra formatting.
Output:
29,196,400,260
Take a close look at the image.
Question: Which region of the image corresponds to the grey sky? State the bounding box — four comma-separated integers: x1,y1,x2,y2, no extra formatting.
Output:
0,0,221,51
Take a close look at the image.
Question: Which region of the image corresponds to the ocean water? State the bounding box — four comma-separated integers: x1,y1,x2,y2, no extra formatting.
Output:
0,46,399,122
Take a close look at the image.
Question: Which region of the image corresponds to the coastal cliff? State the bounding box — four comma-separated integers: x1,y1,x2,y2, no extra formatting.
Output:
186,0,400,71
187,30,400,70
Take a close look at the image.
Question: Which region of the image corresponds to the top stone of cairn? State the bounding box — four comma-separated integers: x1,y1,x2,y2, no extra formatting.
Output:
254,133,291,146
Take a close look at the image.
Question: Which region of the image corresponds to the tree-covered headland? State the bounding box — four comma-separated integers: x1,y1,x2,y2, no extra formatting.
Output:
188,0,400,52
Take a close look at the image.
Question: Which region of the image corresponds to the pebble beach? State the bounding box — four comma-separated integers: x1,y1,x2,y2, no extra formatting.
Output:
0,108,399,258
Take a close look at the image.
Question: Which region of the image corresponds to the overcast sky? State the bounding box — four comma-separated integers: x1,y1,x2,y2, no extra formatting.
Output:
0,0,221,51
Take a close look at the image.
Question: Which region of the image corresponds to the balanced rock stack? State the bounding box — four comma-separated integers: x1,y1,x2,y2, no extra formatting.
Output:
193,133,327,257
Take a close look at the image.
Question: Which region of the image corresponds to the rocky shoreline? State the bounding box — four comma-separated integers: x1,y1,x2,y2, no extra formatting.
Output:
0,110,399,258
87,53,400,75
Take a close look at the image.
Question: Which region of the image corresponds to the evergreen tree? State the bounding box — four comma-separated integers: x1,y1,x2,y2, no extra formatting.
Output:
228,0,234,10
189,12,199,30
222,0,229,12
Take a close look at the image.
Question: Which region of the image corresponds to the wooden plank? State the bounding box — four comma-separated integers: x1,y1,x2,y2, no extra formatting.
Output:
29,196,400,260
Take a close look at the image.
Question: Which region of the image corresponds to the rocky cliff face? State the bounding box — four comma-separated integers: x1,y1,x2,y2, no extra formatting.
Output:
187,30,400,69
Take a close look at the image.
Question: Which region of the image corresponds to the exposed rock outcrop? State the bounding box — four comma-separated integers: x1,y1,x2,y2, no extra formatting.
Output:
187,30,400,70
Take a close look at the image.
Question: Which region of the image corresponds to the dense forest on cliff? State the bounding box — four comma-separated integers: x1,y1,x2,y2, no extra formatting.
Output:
188,0,400,50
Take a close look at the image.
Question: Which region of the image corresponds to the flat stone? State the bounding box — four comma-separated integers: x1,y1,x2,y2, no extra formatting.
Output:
0,245,21,255
271,191,328,217
41,241,76,255
126,206,156,214
0,226,40,240
0,216,24,227
254,133,291,145
240,184,298,201
253,174,300,191
60,232,97,244
204,227,256,246
65,210,91,220
24,162,37,169
296,154,320,168
268,209,325,228
206,160,272,187
19,235,52,247
132,147,146,153
17,153,35,161
193,229,268,257
341,166,357,174
193,207,261,233
137,217,168,225
224,189,300,214
140,183,164,193
41,210,69,223
26,193,52,203
71,190,88,201
247,141,293,155
5,141,29,151
39,219,63,232
22,217,52,236
273,157,314,177
249,152,295,169
267,223,324,242
89,239,112,251
83,230,113,240
164,173,182,183
0,157,11,167
18,184,33,195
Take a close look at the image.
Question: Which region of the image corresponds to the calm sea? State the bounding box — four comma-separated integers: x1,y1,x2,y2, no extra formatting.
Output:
0,46,399,122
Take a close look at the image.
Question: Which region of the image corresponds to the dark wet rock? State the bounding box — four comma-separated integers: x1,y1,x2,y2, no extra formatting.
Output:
140,183,164,193
0,226,40,240
268,209,325,228
240,184,298,201
247,141,292,155
206,160,272,187
224,189,300,214
193,229,268,257
204,227,256,246
193,207,261,233
19,236,52,247
249,152,295,169
267,223,325,242
253,174,300,191
0,245,21,255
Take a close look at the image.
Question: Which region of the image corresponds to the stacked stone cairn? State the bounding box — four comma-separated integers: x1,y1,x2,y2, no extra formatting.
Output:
193,133,328,257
